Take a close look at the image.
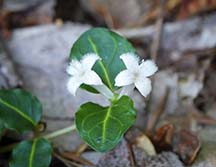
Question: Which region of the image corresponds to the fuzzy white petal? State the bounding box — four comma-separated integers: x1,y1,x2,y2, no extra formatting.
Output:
120,53,139,69
67,77,82,96
83,71,103,85
81,53,100,70
140,60,158,77
66,60,81,76
115,70,134,86
135,78,152,97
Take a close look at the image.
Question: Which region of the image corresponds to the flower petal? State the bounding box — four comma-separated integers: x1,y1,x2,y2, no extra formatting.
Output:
120,53,139,70
81,53,101,70
67,77,82,96
139,60,158,77
66,60,81,76
135,78,152,97
83,70,103,85
115,70,134,86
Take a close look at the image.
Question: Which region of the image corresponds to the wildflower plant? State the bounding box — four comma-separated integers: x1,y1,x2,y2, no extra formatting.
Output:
0,28,157,167
68,28,157,152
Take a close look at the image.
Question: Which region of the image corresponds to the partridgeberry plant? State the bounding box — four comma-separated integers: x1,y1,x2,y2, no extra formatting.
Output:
68,28,158,152
0,28,157,167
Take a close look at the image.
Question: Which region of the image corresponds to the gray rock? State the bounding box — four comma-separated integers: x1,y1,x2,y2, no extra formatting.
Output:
2,0,53,12
192,161,215,167
141,152,184,167
0,37,21,89
96,139,132,167
8,23,111,150
82,152,104,166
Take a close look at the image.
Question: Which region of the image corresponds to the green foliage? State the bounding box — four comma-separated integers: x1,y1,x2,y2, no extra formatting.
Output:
0,27,138,167
10,138,52,167
0,89,42,133
75,96,136,152
70,28,136,91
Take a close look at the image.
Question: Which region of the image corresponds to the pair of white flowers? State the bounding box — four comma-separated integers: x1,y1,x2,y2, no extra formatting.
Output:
67,53,158,98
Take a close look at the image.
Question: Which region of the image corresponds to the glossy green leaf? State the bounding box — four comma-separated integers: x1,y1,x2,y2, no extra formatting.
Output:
10,138,52,167
70,28,136,91
0,89,42,133
75,96,136,152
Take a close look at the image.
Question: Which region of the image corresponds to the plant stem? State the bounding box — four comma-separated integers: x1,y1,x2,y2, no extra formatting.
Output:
43,124,76,140
92,85,114,99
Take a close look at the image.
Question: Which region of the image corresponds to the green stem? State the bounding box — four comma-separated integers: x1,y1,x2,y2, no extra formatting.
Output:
43,124,76,140
0,125,76,153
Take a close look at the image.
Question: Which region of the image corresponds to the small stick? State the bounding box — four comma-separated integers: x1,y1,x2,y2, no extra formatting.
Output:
127,142,136,167
144,0,165,130
75,143,88,156
61,152,94,166
146,87,169,133
54,152,82,167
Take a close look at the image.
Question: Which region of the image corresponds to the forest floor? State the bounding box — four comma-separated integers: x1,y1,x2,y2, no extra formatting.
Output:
1,0,216,166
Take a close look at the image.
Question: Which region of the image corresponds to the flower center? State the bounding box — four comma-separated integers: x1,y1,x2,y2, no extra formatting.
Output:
133,71,140,81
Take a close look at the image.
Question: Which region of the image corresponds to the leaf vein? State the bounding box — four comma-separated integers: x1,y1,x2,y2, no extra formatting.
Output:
0,98,35,126
29,139,37,167
87,36,113,89
102,106,112,143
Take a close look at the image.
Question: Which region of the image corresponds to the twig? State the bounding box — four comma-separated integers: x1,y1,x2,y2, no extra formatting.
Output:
127,142,136,167
150,9,164,61
143,0,165,130
54,152,82,167
146,87,170,132
150,0,166,61
61,152,94,166
191,109,216,126
90,0,114,28
75,143,88,155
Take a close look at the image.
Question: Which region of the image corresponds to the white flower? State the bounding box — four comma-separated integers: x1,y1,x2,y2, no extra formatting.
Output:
115,53,158,97
67,53,103,96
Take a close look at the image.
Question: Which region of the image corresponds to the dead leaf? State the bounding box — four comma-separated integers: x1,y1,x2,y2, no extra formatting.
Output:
178,0,216,19
152,123,201,165
173,130,201,165
136,134,156,156
152,123,174,151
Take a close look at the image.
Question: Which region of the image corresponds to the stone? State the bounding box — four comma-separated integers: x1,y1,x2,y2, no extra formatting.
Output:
7,23,107,150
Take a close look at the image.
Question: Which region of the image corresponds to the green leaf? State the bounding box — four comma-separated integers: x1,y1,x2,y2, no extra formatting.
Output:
10,138,52,167
0,89,42,133
70,28,136,91
75,96,136,152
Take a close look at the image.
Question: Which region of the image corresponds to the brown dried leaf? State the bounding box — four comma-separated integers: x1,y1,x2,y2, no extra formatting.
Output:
177,0,216,19
152,123,174,151
152,123,201,165
173,130,201,165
